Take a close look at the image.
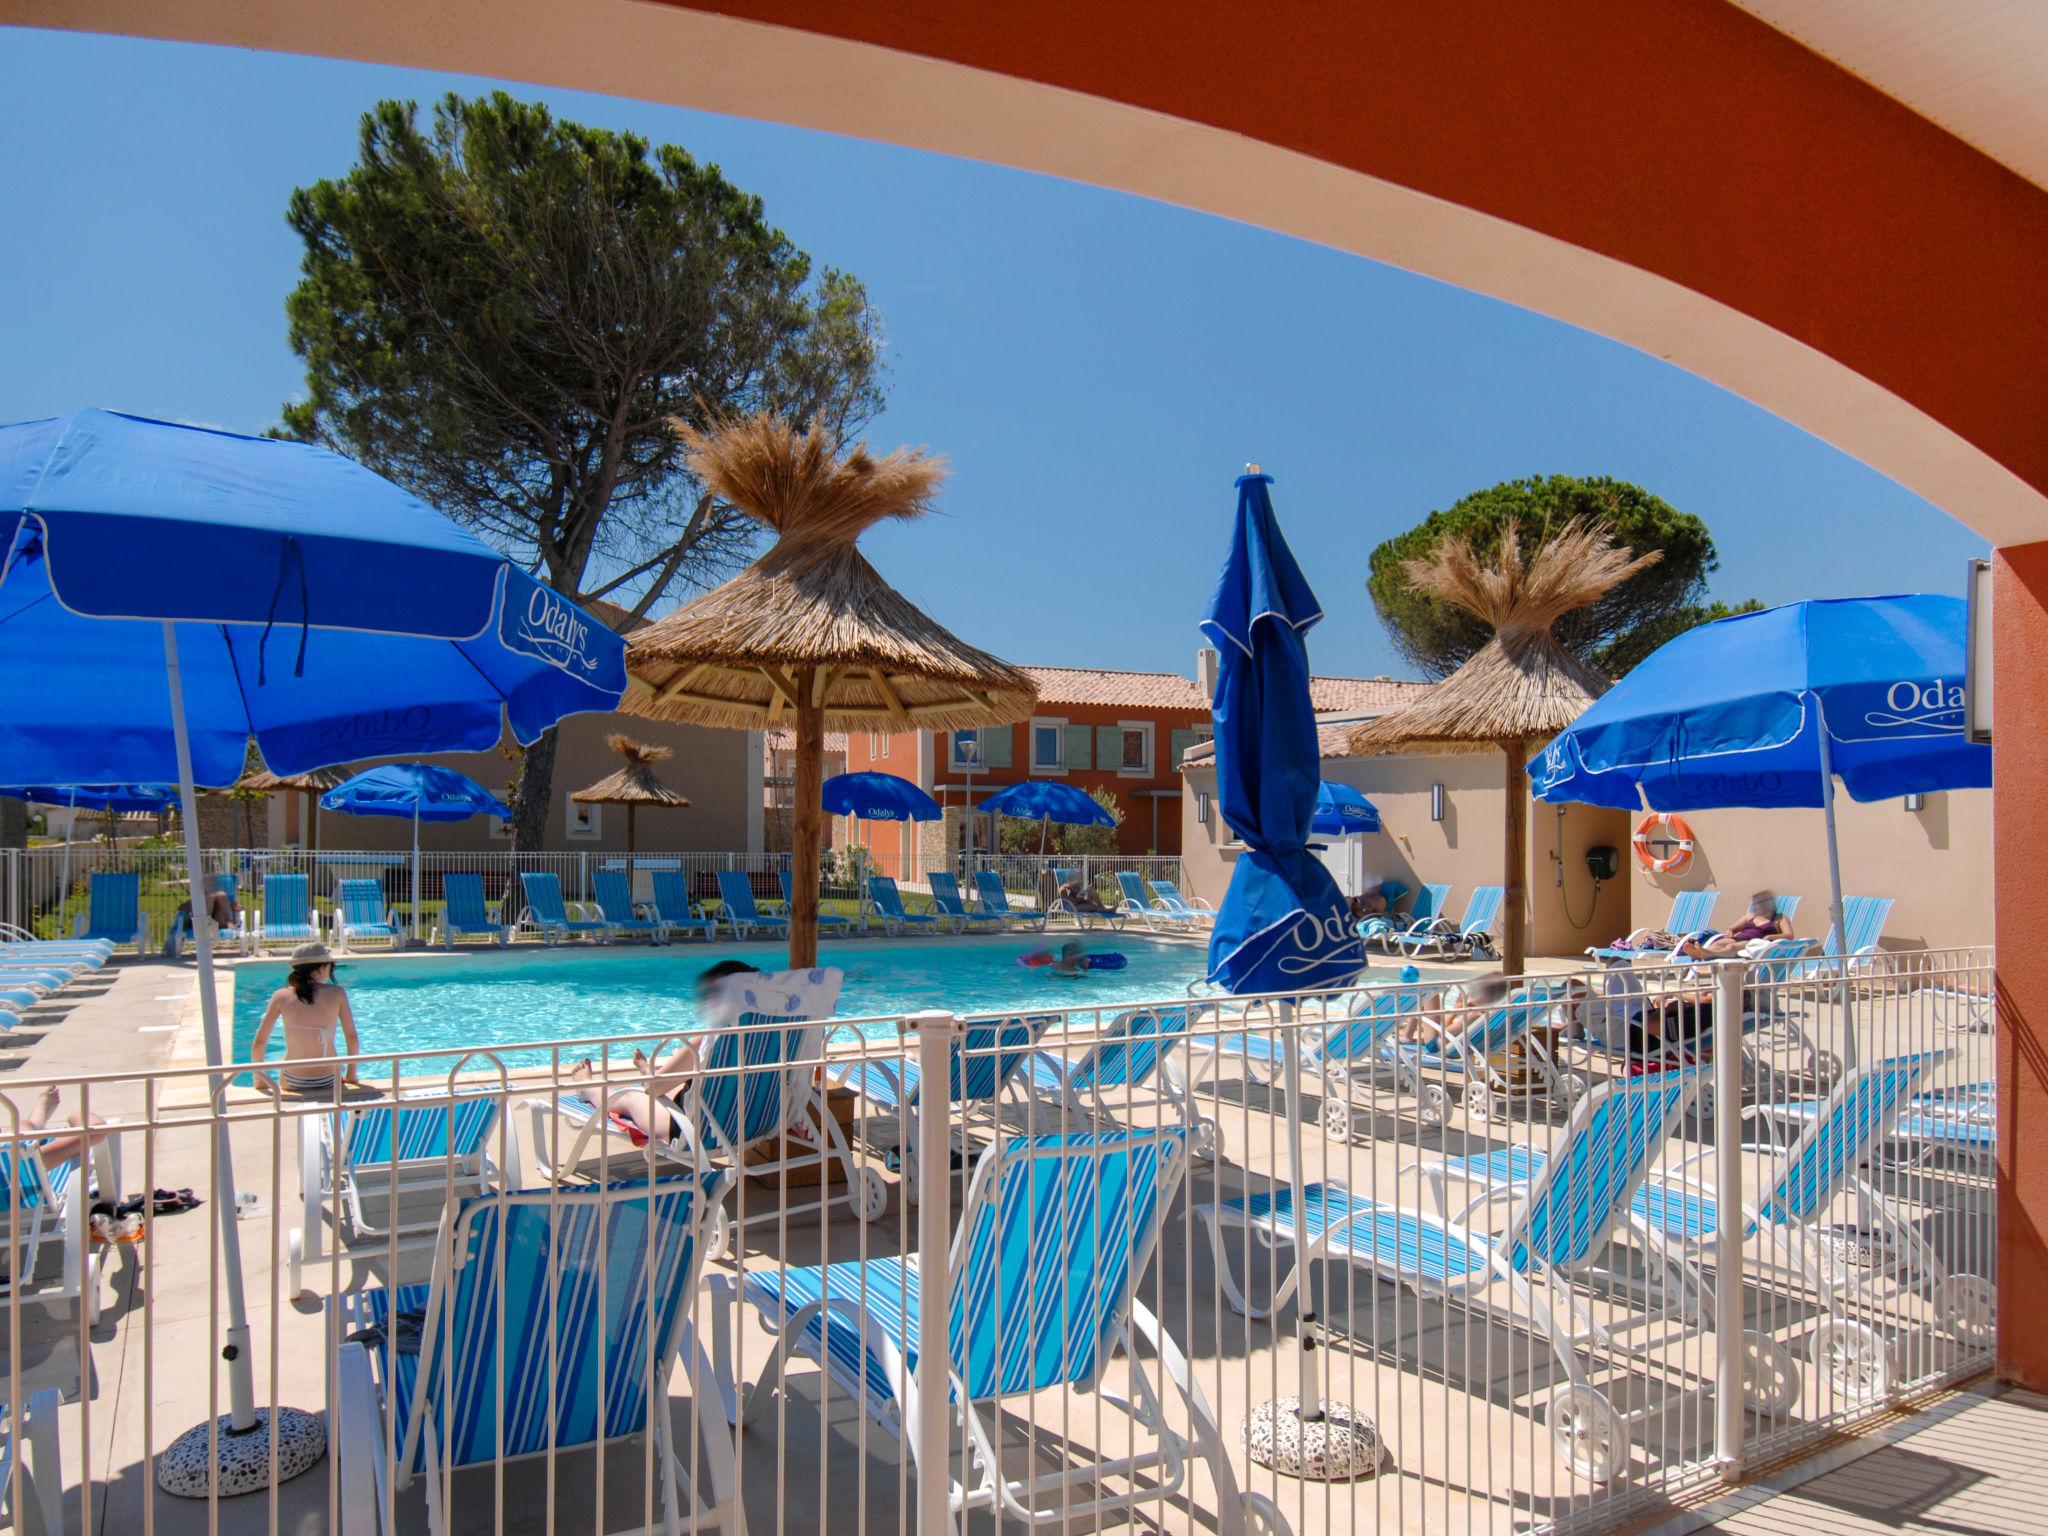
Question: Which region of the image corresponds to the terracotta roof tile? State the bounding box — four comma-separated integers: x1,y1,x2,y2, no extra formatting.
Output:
1021,667,1209,709
1308,676,1435,711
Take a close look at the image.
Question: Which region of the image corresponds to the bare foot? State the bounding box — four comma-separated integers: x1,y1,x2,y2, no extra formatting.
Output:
36,1085,60,1127
565,1058,594,1082
632,1047,653,1074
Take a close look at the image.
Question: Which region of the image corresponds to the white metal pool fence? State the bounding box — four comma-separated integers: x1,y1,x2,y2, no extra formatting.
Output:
0,847,1187,948
0,946,1995,1534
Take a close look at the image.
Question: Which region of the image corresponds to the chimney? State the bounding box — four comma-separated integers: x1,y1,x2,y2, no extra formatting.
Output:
1196,646,1220,702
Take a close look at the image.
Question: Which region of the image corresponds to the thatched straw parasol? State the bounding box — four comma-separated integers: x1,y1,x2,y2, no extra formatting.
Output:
622,414,1036,965
572,734,690,871
1348,518,1660,975
228,764,350,852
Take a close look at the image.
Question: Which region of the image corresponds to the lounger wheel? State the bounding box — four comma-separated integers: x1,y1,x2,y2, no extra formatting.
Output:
1323,1097,1355,1144
1463,1083,1494,1125
1807,1049,1844,1089
1936,1273,1996,1346
1543,1383,1622,1482
287,1227,306,1300
708,1204,733,1261
1810,1319,1894,1399
1242,1490,1290,1535
1555,1072,1589,1111
1193,1116,1223,1161
1739,1330,1801,1416
1416,1083,1449,1127
850,1165,889,1224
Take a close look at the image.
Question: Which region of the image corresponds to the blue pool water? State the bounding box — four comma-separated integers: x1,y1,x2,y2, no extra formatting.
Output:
232,935,1247,1077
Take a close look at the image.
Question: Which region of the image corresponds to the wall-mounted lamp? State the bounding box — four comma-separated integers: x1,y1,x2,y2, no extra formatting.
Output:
1196,790,1212,826
1430,782,1445,822
1904,792,1926,812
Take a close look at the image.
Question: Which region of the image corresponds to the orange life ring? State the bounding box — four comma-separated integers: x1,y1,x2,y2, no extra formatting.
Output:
1632,812,1695,875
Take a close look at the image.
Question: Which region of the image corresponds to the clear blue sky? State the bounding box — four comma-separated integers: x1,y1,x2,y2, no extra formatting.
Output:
1,27,1989,682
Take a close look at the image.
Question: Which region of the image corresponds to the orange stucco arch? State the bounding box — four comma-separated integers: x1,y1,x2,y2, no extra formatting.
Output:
11,0,2048,546
13,0,2048,1388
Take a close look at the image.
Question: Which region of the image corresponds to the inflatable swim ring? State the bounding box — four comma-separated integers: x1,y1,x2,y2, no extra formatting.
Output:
1018,949,1129,972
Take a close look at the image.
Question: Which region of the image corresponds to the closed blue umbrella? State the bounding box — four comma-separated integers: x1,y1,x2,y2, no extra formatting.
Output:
1198,469,1370,1475
0,409,626,1492
1311,780,1381,836
1532,594,1989,1071
324,764,511,944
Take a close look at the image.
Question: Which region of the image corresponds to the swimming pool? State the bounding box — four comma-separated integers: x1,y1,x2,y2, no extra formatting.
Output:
231,935,1247,1077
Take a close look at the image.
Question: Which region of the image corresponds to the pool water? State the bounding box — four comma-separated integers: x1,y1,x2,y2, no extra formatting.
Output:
232,935,1252,1077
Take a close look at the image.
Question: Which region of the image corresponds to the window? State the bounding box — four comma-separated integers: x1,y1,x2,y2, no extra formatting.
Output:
1116,721,1154,777
880,733,890,759
1029,717,1067,774
566,800,601,840
950,731,983,770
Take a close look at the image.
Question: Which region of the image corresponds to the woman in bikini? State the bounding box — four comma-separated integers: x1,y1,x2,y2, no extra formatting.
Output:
248,942,364,1098
1676,890,1792,960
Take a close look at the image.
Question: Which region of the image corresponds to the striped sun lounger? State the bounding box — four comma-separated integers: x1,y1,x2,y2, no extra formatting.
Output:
335,1177,742,1536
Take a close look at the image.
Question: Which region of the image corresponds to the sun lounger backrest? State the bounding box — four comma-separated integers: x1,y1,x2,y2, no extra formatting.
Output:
1667,889,1719,935
715,870,762,919
1774,894,1800,922
928,871,970,912
974,871,1015,913
1067,1007,1187,1094
943,1015,1054,1107
1509,1071,1698,1273
649,869,694,923
1758,1052,1939,1227
694,1016,830,1151
951,1128,1189,1399
86,871,140,933
337,879,386,926
264,873,311,925
0,1146,52,1214
344,1096,500,1168
866,875,905,915
1411,884,1450,923
1455,989,1548,1059
1324,988,1414,1061
1112,871,1150,909
520,871,570,923
405,1177,718,1469
591,869,636,916
443,873,492,926
1460,886,1504,935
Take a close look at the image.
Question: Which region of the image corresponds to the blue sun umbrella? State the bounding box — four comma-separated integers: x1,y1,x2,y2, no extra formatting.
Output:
976,778,1116,856
0,409,626,1478
323,764,511,943
1,784,181,911
1199,469,1367,1463
1532,594,1990,1070
822,772,943,895
1311,781,1381,836
821,771,943,823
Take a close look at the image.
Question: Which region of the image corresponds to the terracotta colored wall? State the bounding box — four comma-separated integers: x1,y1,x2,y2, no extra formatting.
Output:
1995,546,2048,1389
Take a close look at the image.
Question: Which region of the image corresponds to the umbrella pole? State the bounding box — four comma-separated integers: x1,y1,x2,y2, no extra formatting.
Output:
1502,741,1528,976
162,625,259,1432
1814,700,1853,1072
1279,1000,1322,1417
411,801,421,947
61,787,75,920
790,669,824,968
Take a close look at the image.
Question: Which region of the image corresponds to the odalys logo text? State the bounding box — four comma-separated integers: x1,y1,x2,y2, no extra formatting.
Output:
1860,679,1964,733
512,585,600,676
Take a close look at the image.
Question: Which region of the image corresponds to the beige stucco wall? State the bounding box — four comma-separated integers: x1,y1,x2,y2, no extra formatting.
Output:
1181,757,1991,958
286,712,758,854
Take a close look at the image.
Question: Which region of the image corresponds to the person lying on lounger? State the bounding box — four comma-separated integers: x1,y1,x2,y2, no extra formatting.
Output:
1675,890,1791,960
1347,887,1389,923
1056,878,1117,917
1393,973,1512,1044
565,959,760,1147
